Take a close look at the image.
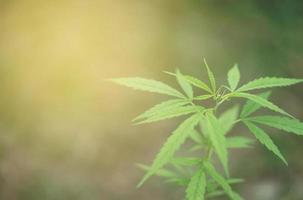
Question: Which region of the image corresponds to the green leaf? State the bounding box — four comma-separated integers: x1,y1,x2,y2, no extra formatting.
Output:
136,164,178,179
137,113,201,187
207,178,244,193
237,77,303,92
176,69,194,98
203,58,217,93
232,192,244,200
240,91,271,118
133,99,189,122
226,136,254,148
135,105,204,124
194,94,213,100
227,64,240,91
186,166,206,200
163,71,212,94
248,115,303,136
205,112,228,176
138,164,190,186
163,71,175,76
189,129,205,144
244,121,288,165
219,106,239,134
184,75,213,94
204,162,236,199
232,92,292,118
109,77,184,98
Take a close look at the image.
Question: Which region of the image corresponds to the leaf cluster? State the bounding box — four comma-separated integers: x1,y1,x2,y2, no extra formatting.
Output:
110,61,303,199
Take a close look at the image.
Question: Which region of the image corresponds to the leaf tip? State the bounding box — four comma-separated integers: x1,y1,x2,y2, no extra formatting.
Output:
136,175,149,188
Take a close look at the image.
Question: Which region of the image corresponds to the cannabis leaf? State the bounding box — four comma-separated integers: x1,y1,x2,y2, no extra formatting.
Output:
133,99,189,122
232,92,292,118
137,163,190,186
205,112,228,176
248,115,303,136
219,105,239,134
109,77,185,98
186,165,206,200
237,77,303,92
226,136,254,149
135,105,204,124
164,70,213,94
227,64,240,91
137,113,201,187
194,94,213,100
184,75,213,94
206,178,244,194
204,162,238,200
244,121,287,165
240,91,271,118
137,164,178,179
111,61,303,200
203,58,217,93
176,69,194,98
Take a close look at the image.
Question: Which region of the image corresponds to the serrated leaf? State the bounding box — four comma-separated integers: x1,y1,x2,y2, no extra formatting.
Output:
109,77,184,98
186,166,206,200
203,58,217,93
205,112,229,176
219,106,239,134
135,105,204,124
248,115,303,136
137,114,201,187
184,75,213,94
133,99,189,122
227,64,240,91
244,121,287,165
207,178,244,193
138,164,190,186
237,77,303,92
136,164,177,179
176,69,193,99
240,91,271,118
163,71,212,94
226,136,254,148
232,92,292,118
204,162,236,199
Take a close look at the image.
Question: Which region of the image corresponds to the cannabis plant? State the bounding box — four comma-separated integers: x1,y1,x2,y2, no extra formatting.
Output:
110,60,303,200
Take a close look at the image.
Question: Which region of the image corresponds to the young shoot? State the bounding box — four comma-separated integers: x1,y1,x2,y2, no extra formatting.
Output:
110,61,303,200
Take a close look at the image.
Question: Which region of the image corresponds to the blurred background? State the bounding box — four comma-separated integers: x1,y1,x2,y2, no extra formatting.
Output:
0,0,303,199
